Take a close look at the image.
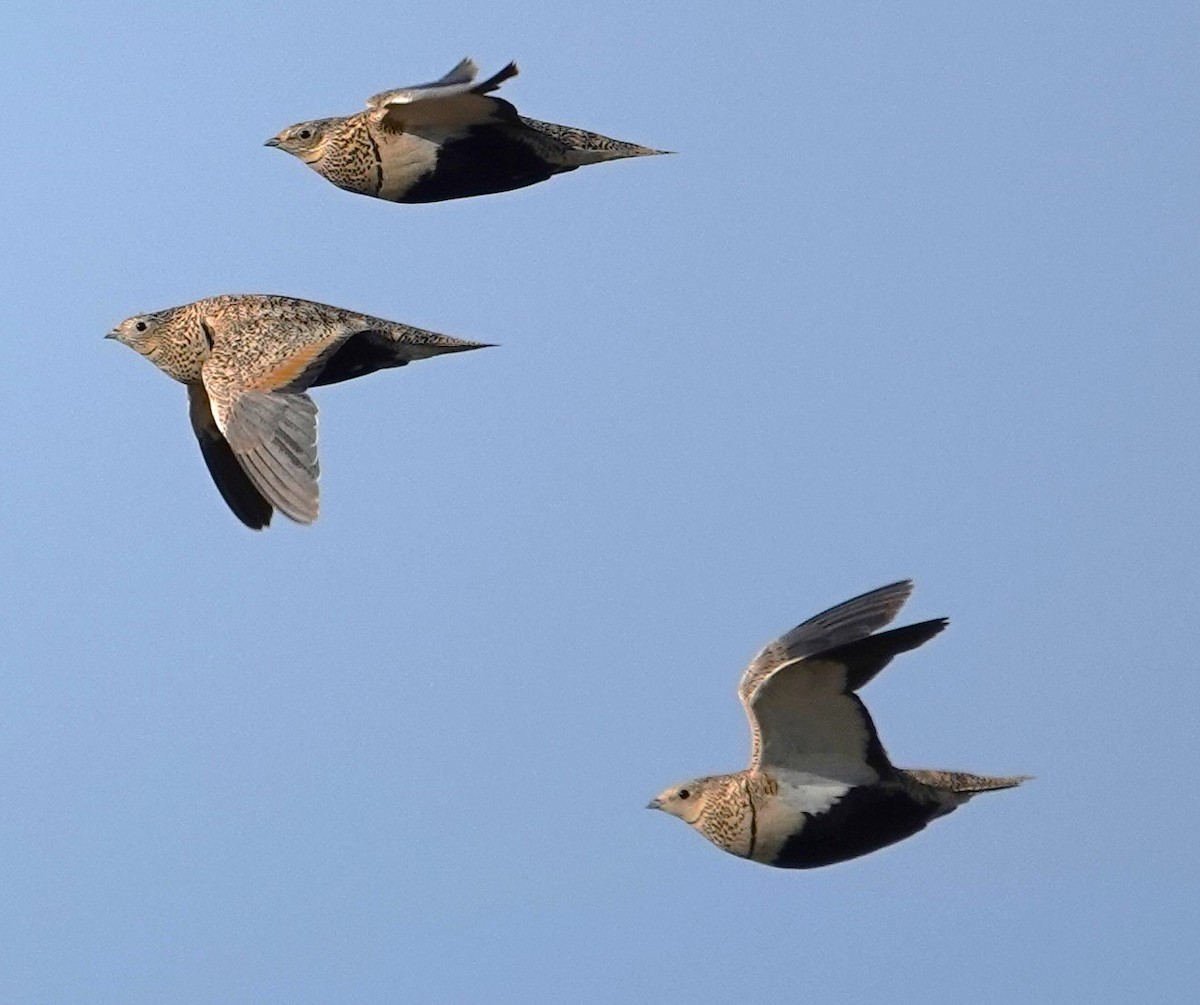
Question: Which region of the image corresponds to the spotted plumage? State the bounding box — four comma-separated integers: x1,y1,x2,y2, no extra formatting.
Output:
265,58,669,204
648,581,1028,869
107,294,489,529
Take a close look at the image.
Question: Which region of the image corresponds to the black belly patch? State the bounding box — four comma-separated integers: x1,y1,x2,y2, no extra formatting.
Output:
308,331,409,387
772,786,945,869
401,126,565,203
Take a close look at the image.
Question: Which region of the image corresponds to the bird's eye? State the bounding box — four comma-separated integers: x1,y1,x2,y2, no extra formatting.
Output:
135,321,147,332
677,789,690,800
298,129,312,140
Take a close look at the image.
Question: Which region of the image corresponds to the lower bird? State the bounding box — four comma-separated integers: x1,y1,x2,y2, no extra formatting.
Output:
107,294,488,529
648,581,1027,868
265,58,668,204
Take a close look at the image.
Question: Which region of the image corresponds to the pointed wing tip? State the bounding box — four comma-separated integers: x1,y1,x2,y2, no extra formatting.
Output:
925,616,951,638
225,494,273,530
856,578,916,603
475,61,520,94
440,339,497,354
878,579,916,608
864,578,916,611
887,613,951,652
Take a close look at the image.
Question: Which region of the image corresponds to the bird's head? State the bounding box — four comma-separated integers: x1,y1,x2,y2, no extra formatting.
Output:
647,777,718,826
106,307,207,383
264,118,339,163
106,312,167,357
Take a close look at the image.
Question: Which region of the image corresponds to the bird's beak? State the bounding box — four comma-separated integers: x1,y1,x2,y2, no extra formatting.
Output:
104,329,118,340
264,137,281,148
646,798,663,811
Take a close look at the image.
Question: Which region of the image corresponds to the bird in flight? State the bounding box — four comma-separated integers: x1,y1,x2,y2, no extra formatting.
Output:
265,58,669,204
107,294,489,529
648,581,1028,868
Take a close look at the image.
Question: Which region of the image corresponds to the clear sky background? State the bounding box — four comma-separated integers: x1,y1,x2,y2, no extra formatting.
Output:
1,2,1197,1002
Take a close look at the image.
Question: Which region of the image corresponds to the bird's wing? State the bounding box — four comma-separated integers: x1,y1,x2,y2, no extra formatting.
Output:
738,580,914,704
202,362,320,526
187,383,273,529
364,58,500,106
384,56,481,94
744,619,948,777
366,60,521,133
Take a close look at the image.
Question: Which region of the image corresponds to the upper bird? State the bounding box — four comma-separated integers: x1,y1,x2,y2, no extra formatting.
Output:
107,294,488,529
648,581,1028,868
265,58,668,204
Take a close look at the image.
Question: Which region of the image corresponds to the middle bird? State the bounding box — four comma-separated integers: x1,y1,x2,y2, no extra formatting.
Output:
107,294,489,530
265,59,668,204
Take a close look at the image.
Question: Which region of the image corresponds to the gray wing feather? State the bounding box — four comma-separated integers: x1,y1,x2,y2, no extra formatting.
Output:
744,617,946,774
738,580,914,703
431,57,479,88
366,60,518,109
187,383,273,529
223,391,320,525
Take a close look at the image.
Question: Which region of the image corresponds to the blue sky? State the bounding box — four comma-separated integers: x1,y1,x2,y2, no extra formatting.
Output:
1,2,1197,1001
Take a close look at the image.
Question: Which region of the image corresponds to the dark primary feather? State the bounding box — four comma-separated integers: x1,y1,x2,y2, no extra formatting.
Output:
470,61,520,96
187,384,272,529
307,331,413,387
814,618,949,692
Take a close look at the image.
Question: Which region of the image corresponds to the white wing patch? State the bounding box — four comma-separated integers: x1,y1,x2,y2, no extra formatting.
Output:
375,133,443,199
750,775,850,863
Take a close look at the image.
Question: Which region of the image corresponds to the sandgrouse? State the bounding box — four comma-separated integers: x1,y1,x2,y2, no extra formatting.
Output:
648,581,1027,868
107,294,488,529
265,58,667,204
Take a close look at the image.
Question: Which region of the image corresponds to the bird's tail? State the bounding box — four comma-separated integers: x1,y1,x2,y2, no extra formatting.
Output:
518,116,671,165
383,325,495,362
902,768,1031,799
